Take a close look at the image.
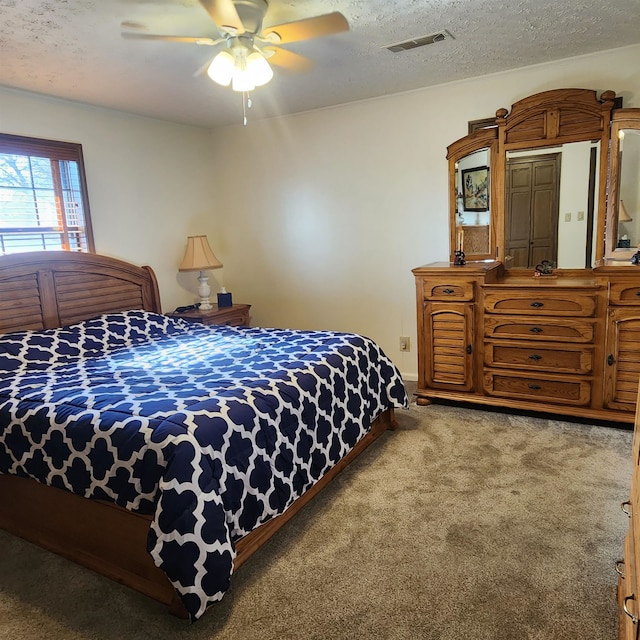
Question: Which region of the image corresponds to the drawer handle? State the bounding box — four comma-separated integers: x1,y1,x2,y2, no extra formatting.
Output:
528,384,542,390
466,344,472,354
607,354,615,366
636,291,640,296
624,594,638,623
615,559,626,579
529,327,543,334
442,288,455,294
622,500,632,517
530,301,544,308
528,354,542,361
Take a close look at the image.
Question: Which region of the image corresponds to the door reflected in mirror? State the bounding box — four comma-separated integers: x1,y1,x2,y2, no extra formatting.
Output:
455,147,491,256
504,140,600,269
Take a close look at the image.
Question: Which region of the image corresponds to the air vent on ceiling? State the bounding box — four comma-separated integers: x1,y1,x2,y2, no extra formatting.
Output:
384,30,452,53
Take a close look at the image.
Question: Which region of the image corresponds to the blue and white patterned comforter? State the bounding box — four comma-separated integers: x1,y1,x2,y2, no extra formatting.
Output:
0,310,407,620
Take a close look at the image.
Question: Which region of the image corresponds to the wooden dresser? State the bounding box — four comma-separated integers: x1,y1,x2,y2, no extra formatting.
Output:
418,87,640,424
413,261,640,423
618,385,640,638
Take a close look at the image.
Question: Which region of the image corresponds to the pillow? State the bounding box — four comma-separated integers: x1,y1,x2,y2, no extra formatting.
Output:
0,310,182,372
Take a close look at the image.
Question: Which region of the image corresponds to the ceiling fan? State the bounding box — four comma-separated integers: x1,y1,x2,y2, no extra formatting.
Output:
122,0,349,93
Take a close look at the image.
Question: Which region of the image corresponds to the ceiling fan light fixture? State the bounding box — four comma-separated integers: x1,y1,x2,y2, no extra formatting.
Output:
246,50,273,86
209,42,273,92
231,70,256,92
207,49,234,86
230,45,254,92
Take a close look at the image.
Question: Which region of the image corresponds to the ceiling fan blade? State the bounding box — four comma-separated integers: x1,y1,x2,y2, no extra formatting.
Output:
198,0,244,34
262,12,348,44
122,33,221,46
264,47,314,72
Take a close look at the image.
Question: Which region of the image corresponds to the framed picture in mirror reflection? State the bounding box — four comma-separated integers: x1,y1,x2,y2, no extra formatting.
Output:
461,165,489,212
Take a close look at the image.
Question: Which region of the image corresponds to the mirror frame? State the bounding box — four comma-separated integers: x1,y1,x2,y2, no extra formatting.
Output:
447,127,498,262
605,109,640,262
448,88,618,267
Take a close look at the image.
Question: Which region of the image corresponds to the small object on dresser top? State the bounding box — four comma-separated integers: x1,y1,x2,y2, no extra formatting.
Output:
534,260,555,276
217,287,233,308
631,250,640,265
453,250,466,266
174,303,201,313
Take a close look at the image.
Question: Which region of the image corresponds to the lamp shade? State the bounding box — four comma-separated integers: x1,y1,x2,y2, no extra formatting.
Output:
179,235,223,272
620,200,633,223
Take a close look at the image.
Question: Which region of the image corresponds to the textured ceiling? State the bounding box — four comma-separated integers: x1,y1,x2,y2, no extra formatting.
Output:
2,0,640,129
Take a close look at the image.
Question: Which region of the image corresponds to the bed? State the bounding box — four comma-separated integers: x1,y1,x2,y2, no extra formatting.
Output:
0,251,407,621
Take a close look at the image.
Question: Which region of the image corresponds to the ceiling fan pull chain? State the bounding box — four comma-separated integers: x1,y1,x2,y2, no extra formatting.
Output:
242,91,253,126
243,91,248,125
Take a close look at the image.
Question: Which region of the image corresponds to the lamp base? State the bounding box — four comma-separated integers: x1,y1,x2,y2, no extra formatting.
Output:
197,271,212,310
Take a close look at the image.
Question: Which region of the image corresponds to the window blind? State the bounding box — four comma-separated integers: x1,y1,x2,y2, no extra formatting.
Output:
0,134,95,254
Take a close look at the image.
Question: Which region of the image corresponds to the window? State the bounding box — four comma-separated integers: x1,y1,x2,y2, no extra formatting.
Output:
0,134,94,255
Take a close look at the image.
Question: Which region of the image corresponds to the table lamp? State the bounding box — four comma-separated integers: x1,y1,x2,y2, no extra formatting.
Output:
178,235,223,310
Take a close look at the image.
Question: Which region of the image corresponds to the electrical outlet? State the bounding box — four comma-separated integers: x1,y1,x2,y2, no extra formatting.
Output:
399,336,410,352
577,211,585,221
564,212,571,222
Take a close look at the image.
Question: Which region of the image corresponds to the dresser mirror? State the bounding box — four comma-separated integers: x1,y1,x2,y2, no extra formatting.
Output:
504,140,600,269
605,109,640,262
447,127,498,262
448,88,619,269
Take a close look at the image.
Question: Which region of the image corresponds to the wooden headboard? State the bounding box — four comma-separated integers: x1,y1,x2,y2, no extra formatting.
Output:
0,251,162,333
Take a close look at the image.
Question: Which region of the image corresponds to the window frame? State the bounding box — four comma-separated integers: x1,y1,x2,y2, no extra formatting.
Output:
0,133,95,254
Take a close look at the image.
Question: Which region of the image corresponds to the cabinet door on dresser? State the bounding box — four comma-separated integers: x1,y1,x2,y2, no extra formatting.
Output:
422,301,475,391
604,308,640,412
604,281,640,413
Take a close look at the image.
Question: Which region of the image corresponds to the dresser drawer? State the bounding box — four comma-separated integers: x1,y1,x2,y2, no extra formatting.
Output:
610,282,640,306
423,280,474,301
619,529,639,639
484,315,595,343
619,530,637,640
212,308,249,326
484,342,593,374
483,370,591,405
483,290,597,316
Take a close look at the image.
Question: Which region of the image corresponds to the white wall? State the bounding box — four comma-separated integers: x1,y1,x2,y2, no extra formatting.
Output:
0,87,218,312
209,44,640,379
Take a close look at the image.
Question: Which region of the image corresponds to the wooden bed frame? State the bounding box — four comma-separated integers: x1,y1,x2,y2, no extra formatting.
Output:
0,251,398,619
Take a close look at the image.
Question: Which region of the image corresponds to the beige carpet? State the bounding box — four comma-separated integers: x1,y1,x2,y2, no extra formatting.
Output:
0,392,633,640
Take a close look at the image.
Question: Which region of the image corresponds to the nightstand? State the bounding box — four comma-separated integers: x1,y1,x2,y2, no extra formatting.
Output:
169,303,251,327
